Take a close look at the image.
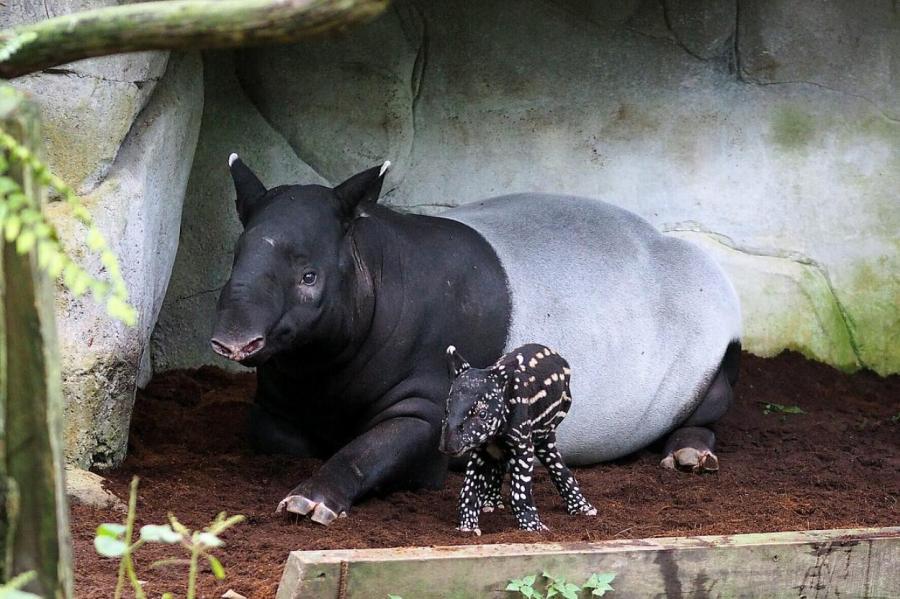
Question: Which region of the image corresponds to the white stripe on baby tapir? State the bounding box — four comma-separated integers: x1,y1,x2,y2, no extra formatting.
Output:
446,194,741,465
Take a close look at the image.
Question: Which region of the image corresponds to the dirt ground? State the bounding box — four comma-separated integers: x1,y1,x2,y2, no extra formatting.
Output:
70,351,899,598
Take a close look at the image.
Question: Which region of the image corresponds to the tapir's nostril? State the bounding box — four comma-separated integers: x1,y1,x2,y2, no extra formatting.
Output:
210,336,266,361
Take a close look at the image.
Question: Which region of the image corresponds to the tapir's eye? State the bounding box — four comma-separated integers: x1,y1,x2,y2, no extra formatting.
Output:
300,271,317,286
478,410,487,420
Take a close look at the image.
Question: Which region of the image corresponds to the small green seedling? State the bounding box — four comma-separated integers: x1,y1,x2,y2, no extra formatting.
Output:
506,572,616,598
758,401,805,416
891,412,900,424
0,571,42,599
94,476,244,599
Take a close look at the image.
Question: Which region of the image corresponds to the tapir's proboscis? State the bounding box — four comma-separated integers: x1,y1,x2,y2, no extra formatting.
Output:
211,154,741,525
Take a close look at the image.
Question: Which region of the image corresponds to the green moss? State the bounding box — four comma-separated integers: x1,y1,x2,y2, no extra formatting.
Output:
770,106,816,150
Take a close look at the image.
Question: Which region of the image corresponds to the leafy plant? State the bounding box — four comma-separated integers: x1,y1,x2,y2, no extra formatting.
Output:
94,476,244,599
891,412,899,424
506,571,616,598
758,401,805,416
0,120,136,325
0,571,42,599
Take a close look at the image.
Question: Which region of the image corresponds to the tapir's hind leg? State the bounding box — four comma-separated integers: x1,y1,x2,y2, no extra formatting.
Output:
661,341,740,474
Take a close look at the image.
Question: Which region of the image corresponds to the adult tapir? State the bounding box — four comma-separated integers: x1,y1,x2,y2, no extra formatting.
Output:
211,155,742,525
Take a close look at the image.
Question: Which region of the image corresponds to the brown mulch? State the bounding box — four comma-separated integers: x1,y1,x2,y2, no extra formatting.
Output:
70,352,900,598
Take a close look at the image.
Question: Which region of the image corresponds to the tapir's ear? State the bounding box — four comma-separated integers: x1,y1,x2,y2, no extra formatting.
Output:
446,345,470,378
229,153,267,225
334,161,390,219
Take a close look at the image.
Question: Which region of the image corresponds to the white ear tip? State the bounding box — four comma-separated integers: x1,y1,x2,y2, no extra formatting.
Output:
228,153,239,167
446,345,456,354
379,160,391,176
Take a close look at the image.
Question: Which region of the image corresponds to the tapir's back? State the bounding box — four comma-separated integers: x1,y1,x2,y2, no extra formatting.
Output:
444,194,741,465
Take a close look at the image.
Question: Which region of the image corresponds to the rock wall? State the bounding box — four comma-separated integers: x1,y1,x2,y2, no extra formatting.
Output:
155,0,898,376
7,1,204,467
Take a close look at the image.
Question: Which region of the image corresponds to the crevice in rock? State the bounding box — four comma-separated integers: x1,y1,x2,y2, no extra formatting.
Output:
42,66,162,86
740,78,899,124
732,0,743,81
659,0,707,62
175,284,224,302
232,54,331,185
662,220,864,368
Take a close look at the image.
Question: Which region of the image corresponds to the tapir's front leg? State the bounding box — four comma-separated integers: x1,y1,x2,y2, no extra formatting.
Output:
278,398,444,525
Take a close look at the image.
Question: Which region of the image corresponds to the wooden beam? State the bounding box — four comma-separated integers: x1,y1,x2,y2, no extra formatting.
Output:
0,84,72,598
277,527,900,598
0,0,390,79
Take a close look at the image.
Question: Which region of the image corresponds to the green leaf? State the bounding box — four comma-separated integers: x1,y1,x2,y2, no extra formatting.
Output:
161,594,174,599
559,583,580,599
47,252,65,278
0,589,44,599
140,524,182,544
545,588,557,598
583,572,616,596
86,227,105,251
522,575,537,586
94,535,127,558
96,523,126,538
15,228,35,253
4,214,21,241
195,532,224,548
387,595,403,599
207,554,226,580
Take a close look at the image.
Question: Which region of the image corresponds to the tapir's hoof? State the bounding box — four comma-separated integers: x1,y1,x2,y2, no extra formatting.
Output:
570,504,597,516
311,503,339,526
660,448,719,474
277,494,346,526
457,526,482,536
482,500,504,513
277,495,316,515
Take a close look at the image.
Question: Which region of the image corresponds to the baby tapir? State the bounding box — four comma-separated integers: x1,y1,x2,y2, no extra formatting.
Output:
439,344,596,534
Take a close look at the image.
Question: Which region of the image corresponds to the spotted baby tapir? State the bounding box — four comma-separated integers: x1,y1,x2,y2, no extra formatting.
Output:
439,344,596,534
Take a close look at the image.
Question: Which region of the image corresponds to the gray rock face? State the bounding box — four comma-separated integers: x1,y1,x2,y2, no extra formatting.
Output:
150,52,325,374
48,53,204,467
6,1,169,193
153,0,898,377
738,0,899,119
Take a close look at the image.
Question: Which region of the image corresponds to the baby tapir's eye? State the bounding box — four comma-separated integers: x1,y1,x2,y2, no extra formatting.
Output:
301,271,317,286
478,409,487,420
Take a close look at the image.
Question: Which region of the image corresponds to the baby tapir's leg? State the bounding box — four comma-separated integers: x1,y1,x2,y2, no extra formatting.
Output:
508,441,547,532
660,426,718,473
457,450,493,535
534,433,596,516
481,458,505,512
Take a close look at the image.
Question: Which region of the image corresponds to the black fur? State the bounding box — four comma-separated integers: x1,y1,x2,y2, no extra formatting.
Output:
212,159,511,517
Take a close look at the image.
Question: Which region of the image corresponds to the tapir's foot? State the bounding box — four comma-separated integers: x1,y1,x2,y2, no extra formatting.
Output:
660,448,719,473
518,520,550,533
481,497,505,513
457,525,482,536
660,426,719,474
276,485,350,526
567,502,598,517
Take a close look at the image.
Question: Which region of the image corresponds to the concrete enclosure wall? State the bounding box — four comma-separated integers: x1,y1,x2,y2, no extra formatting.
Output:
11,0,898,467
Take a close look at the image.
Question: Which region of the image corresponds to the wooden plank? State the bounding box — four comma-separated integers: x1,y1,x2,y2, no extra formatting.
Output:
277,527,900,599
0,84,72,598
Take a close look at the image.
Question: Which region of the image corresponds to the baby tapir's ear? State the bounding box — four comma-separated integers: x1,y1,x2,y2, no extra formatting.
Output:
228,153,267,226
446,345,470,378
334,161,390,220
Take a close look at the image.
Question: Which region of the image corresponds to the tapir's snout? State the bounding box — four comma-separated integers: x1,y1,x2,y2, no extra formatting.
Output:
210,333,266,362
439,426,465,457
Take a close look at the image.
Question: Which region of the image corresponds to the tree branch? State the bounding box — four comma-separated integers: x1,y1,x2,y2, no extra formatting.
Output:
0,0,390,79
